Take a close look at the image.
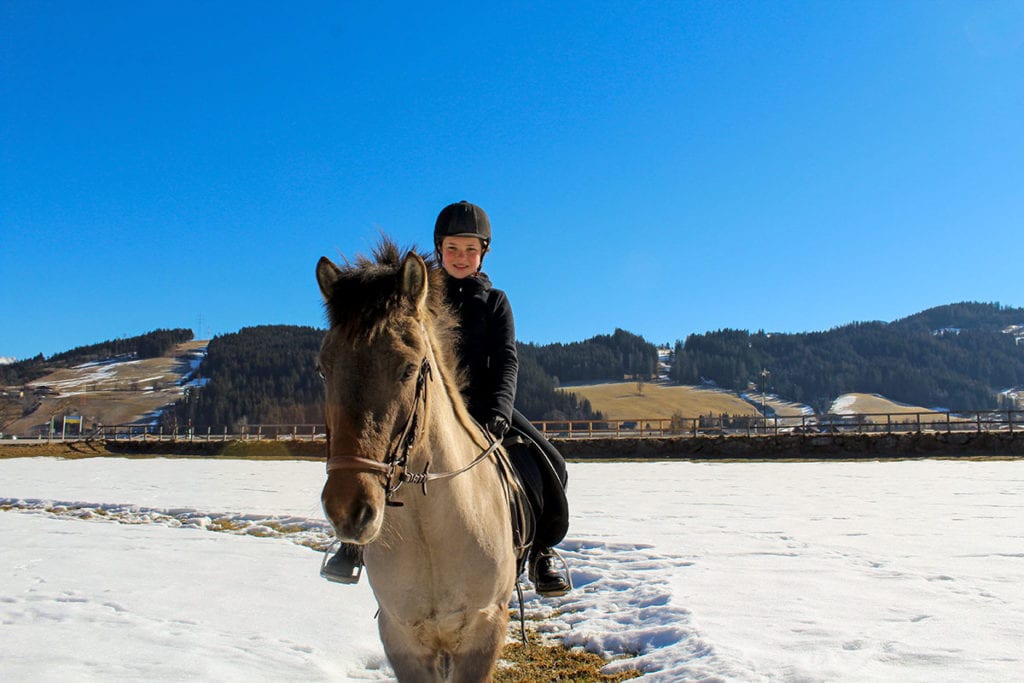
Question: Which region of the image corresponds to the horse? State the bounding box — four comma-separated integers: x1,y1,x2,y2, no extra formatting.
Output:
315,240,526,682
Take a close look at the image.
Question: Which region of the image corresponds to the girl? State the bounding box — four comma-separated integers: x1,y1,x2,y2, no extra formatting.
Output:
433,200,571,597
323,201,571,597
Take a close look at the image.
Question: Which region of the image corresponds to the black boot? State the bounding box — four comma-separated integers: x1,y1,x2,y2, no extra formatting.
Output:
320,543,362,584
529,547,571,597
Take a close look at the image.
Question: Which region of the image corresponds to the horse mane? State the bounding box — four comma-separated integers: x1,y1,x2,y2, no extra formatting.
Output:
322,236,468,398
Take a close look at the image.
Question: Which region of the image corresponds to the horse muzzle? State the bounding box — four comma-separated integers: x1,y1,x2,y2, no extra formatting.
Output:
321,470,385,544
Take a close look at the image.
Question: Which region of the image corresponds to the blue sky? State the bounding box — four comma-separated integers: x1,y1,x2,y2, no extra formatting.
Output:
2,1,1023,361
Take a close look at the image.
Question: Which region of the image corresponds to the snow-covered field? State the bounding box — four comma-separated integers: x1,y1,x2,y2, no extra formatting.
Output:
2,457,1022,681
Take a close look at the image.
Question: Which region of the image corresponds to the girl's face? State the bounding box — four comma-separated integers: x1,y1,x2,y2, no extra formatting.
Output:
440,236,484,279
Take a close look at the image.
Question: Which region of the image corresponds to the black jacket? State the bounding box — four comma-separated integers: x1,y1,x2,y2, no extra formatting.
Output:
443,272,518,426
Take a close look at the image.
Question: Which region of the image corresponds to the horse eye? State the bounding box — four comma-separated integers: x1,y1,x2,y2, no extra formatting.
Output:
400,363,416,382
316,364,327,382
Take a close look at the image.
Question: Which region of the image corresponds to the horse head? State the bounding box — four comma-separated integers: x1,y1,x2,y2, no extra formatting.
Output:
315,242,441,544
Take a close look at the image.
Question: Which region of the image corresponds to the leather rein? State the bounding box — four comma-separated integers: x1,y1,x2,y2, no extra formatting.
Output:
324,356,502,506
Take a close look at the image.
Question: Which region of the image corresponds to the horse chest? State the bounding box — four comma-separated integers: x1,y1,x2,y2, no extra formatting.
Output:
365,505,512,605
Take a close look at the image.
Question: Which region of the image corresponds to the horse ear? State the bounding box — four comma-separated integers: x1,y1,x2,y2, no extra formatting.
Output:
316,257,342,301
399,252,429,317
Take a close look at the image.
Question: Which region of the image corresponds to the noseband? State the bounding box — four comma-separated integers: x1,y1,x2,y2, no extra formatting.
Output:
325,355,502,505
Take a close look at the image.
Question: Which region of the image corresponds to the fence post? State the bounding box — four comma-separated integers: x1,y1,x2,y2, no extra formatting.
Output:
976,412,982,434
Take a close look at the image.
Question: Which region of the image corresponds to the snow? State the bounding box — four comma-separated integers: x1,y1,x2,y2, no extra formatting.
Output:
23,346,209,398
2,457,1023,681
179,346,209,390
25,360,130,396
830,394,858,414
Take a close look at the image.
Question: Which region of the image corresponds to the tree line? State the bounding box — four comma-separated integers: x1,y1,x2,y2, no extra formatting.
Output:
518,328,659,385
7,301,1020,432
170,325,324,429
167,326,665,429
670,302,1024,412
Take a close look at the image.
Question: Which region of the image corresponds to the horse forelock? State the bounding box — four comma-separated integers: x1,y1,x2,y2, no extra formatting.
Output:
321,239,468,398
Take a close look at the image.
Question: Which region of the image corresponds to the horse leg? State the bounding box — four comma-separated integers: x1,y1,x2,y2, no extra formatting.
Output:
448,606,508,683
378,613,443,683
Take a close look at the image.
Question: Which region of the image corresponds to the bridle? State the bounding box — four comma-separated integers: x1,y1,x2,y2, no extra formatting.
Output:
324,347,502,506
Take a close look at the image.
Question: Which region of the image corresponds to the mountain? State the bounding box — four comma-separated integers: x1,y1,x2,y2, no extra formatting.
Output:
169,325,324,430
0,329,194,387
520,328,659,385
669,302,1024,412
3,303,1022,436
1,334,203,437
894,302,1024,334
168,326,610,430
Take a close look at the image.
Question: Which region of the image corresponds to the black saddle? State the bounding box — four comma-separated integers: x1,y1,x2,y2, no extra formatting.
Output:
503,424,570,551
489,411,570,578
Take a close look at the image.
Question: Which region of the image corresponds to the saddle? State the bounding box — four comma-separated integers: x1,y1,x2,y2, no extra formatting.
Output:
492,443,535,578
494,426,571,576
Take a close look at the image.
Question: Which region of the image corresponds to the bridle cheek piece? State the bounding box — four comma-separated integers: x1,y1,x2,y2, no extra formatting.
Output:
326,357,432,506
324,355,501,505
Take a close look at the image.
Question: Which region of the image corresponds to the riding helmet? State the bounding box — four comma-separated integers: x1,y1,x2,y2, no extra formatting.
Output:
433,201,491,253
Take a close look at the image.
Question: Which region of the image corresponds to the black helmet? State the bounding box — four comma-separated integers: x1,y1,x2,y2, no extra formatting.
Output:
433,201,491,252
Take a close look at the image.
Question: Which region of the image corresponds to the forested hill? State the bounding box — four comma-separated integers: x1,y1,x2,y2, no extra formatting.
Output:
169,326,647,429
894,303,1024,333
5,302,1021,430
519,329,659,385
171,325,324,428
0,328,194,387
670,302,1024,412
517,329,659,420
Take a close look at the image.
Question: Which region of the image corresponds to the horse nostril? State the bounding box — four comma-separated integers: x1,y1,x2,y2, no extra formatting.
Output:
352,501,375,532
322,490,381,543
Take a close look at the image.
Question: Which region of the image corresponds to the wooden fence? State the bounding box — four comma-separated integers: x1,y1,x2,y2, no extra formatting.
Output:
32,409,1020,442
532,410,1023,438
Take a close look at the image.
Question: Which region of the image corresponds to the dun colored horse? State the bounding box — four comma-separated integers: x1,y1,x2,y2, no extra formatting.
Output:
316,241,521,682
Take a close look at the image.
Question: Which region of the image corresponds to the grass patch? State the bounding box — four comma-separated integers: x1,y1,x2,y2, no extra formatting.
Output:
497,638,641,682
560,382,758,420
833,393,947,422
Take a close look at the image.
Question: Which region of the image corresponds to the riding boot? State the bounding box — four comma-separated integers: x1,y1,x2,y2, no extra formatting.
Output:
529,547,571,597
320,543,363,584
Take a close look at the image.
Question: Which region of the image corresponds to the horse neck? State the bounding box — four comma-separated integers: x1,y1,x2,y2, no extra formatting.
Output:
418,325,489,469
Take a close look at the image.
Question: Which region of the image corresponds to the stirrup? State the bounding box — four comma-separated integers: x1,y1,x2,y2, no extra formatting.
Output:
320,540,363,585
531,547,573,597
